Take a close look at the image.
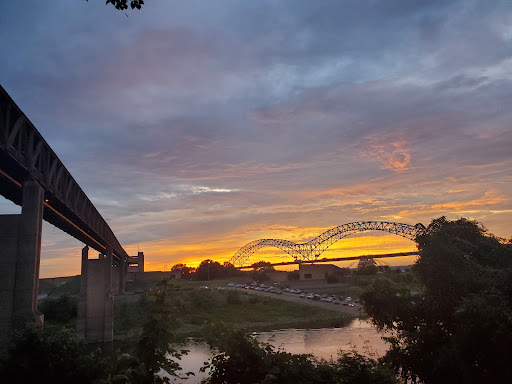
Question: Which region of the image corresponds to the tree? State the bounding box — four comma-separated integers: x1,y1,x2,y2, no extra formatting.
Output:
195,259,223,281
251,261,275,272
201,323,398,384
1,279,189,384
361,217,512,383
0,324,109,383
170,263,194,278
222,262,240,277
355,257,378,275
86,0,144,11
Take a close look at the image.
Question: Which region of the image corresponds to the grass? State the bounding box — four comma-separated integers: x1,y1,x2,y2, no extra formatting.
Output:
42,271,419,342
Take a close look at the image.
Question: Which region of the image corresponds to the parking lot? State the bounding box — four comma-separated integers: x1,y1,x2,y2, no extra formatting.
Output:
225,282,364,316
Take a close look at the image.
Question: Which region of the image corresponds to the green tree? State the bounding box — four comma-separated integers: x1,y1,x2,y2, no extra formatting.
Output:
361,217,512,384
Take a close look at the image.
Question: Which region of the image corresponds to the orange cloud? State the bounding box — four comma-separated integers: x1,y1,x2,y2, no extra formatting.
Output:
360,137,412,171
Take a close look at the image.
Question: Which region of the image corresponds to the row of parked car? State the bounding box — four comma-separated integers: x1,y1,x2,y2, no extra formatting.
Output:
226,282,357,306
227,281,283,294
299,292,356,306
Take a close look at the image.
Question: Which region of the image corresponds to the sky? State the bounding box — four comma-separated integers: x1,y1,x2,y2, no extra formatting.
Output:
1,0,511,278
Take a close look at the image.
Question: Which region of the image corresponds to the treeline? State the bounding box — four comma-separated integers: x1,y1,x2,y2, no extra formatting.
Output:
170,257,393,282
169,260,240,280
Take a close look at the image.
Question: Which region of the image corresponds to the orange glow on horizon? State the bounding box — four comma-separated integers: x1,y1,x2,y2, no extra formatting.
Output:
138,230,418,272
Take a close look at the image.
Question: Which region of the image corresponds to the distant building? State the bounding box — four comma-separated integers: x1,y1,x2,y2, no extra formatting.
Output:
168,271,182,279
299,263,342,280
265,270,288,282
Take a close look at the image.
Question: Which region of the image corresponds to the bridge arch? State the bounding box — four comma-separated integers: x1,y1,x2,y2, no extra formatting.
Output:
229,221,425,267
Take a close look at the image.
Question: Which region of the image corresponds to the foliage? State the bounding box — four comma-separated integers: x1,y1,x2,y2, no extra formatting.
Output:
1,279,189,384
38,294,77,324
85,0,144,11
361,217,512,384
170,263,195,279
0,324,109,383
193,259,240,280
251,261,275,272
355,257,378,275
200,324,397,384
130,279,190,383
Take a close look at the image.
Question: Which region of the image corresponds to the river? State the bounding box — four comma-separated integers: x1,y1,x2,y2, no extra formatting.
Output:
167,318,388,383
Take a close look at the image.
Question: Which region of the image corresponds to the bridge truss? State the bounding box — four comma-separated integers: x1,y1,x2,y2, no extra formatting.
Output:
229,221,425,267
0,85,127,259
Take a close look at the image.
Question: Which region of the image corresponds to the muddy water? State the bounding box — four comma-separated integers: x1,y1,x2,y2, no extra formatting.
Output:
168,318,388,383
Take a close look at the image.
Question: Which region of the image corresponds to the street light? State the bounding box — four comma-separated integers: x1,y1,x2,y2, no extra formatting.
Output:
207,260,211,281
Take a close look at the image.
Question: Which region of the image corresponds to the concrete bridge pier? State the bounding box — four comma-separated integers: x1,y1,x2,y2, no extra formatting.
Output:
77,246,114,343
0,180,44,348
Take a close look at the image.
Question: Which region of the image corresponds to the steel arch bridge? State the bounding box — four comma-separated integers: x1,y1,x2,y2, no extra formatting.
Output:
229,221,425,267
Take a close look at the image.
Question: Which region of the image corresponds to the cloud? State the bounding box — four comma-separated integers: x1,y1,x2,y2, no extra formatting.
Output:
360,138,412,171
1,1,512,276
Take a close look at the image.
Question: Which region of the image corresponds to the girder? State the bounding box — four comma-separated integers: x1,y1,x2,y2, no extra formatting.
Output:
229,221,425,267
0,85,127,259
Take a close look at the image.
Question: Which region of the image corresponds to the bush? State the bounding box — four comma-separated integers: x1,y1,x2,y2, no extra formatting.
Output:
38,295,77,324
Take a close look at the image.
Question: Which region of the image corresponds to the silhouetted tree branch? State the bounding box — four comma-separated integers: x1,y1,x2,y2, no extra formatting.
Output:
85,0,144,11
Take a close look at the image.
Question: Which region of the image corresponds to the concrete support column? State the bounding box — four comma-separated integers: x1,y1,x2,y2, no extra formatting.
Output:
13,180,44,328
119,257,126,295
103,246,113,342
77,246,89,338
0,180,44,349
77,245,114,343
0,215,21,349
138,251,144,272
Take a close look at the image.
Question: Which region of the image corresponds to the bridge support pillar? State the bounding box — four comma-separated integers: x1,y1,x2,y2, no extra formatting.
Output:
77,246,114,343
119,257,126,294
0,180,44,349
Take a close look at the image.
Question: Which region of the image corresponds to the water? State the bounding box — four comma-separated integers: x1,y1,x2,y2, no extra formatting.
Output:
167,318,388,383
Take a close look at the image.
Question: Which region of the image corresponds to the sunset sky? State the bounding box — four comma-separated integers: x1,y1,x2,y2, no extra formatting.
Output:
1,1,511,278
